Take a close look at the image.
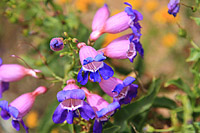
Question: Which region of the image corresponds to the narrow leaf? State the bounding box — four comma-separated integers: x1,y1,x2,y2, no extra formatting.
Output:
153,97,177,109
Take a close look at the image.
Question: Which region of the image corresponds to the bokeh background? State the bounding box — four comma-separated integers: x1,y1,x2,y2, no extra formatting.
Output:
0,0,199,132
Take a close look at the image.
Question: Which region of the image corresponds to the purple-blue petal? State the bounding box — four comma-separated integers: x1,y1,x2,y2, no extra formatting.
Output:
20,120,29,133
93,120,103,133
0,82,9,98
79,101,95,120
90,71,101,83
80,70,89,85
1,110,10,120
96,102,120,118
133,10,143,21
0,100,9,111
83,57,94,65
66,110,74,124
57,89,85,102
12,120,20,131
124,2,132,8
0,58,2,66
168,0,180,17
77,68,83,82
9,106,19,119
77,69,89,85
125,7,135,16
112,84,124,95
123,76,136,87
118,84,138,105
99,63,114,80
134,41,144,57
94,54,106,62
52,104,67,124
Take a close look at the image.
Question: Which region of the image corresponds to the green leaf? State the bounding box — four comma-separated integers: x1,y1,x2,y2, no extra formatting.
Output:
187,48,200,62
113,78,161,125
103,125,121,133
165,78,194,98
191,17,200,26
153,97,177,109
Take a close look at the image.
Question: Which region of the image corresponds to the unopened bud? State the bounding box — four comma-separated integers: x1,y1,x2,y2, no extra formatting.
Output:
50,37,64,51
178,28,187,38
72,38,79,43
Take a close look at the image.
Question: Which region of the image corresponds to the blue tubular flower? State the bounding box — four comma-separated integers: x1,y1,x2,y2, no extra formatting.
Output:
77,44,114,85
99,76,138,105
124,2,143,37
168,0,180,17
52,79,95,124
82,88,120,133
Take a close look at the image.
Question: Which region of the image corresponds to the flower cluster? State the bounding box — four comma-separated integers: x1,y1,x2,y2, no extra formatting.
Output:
0,57,47,132
89,3,144,63
50,2,142,133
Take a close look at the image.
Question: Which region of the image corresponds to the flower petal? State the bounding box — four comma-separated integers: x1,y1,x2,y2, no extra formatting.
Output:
9,106,19,119
112,84,124,95
20,120,29,133
12,120,20,131
83,57,94,65
0,110,10,120
0,82,9,98
92,4,110,31
52,104,67,123
66,110,74,124
90,71,101,83
79,101,95,120
0,58,2,66
93,120,103,133
104,11,130,34
94,54,106,62
99,63,114,80
57,89,85,102
96,102,120,118
123,76,136,87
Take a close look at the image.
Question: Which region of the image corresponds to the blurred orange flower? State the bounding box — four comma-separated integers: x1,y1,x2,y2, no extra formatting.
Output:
25,111,38,128
153,7,179,24
123,0,142,9
145,0,158,12
162,33,177,47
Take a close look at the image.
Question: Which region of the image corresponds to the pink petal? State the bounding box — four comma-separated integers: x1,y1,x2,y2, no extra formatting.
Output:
92,4,110,31
103,11,130,33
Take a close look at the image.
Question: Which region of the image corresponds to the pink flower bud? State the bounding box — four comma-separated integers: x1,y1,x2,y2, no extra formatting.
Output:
0,64,40,82
63,79,80,90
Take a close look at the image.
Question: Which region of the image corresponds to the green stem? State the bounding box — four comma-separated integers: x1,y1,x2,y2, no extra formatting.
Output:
190,40,199,49
154,127,174,132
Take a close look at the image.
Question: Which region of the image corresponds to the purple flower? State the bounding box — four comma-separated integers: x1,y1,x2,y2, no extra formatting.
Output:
82,88,120,133
168,0,180,17
101,34,143,62
52,79,95,124
89,2,143,41
0,58,41,98
99,76,138,105
50,37,64,51
77,44,114,85
0,86,47,133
